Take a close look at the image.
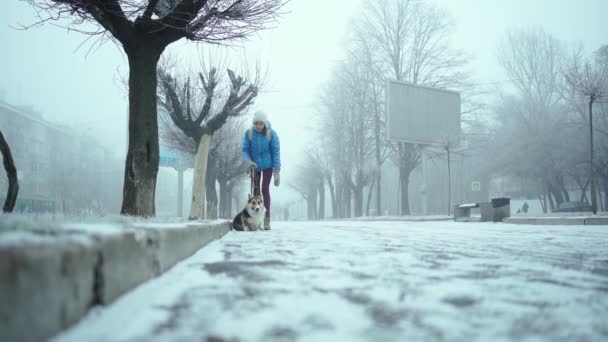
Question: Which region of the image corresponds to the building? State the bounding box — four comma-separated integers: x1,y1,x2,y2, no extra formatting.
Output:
0,100,122,214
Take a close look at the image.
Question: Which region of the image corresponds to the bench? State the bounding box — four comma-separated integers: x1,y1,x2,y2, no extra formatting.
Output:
454,198,511,222
454,203,480,221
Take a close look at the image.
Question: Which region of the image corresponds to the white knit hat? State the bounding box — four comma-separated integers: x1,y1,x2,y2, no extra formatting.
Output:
252,110,268,125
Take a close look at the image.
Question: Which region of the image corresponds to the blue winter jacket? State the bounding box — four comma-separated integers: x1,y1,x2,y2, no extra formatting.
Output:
242,123,281,172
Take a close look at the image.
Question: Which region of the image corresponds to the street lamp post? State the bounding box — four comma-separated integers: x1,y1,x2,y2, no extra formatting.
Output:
588,96,598,215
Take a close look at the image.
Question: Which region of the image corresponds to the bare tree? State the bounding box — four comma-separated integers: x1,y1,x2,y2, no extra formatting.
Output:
158,65,258,219
289,152,323,220
24,0,286,216
358,0,469,215
350,27,391,216
492,28,571,210
318,74,349,218
318,58,376,218
498,28,564,111
210,119,248,218
563,47,608,214
0,129,19,213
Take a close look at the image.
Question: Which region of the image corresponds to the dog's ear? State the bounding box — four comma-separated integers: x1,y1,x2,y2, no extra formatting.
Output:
248,193,252,200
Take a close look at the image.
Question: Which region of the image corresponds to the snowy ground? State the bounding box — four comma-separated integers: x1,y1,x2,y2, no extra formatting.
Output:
54,221,608,342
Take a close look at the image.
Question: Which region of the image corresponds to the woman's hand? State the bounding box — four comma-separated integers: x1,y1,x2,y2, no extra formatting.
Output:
274,171,280,186
246,160,256,174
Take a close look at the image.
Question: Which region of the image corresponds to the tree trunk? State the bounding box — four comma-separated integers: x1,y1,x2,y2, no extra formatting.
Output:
577,178,589,204
344,186,352,218
307,196,314,220
374,108,382,216
177,169,184,217
547,181,564,206
376,171,382,216
0,129,19,213
366,179,376,216
189,134,212,220
318,179,325,220
226,182,234,218
561,184,570,202
336,178,343,218
354,186,363,217
205,158,218,220
327,173,337,218
399,166,411,215
602,177,608,211
539,194,547,214
599,182,605,212
218,180,234,219
218,179,227,218
311,186,318,219
547,188,556,211
121,45,164,217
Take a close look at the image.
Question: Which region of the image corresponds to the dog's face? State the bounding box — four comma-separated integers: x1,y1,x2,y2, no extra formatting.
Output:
246,195,264,214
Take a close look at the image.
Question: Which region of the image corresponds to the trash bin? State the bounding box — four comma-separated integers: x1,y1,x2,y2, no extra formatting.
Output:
491,197,510,222
479,202,493,222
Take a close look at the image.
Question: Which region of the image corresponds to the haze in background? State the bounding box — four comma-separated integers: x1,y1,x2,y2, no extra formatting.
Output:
1,0,606,206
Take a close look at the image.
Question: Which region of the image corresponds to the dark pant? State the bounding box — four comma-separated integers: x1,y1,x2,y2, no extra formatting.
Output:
254,169,273,217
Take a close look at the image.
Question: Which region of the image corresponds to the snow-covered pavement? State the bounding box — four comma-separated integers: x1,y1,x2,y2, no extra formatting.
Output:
55,221,608,342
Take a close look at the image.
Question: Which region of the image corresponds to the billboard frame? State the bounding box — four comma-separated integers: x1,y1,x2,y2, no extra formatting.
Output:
385,79,461,147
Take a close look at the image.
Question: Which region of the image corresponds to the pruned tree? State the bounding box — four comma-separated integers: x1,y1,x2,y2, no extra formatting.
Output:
158,65,259,219
0,129,19,213
24,0,286,216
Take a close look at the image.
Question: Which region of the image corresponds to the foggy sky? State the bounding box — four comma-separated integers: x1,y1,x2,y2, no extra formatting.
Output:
1,0,606,204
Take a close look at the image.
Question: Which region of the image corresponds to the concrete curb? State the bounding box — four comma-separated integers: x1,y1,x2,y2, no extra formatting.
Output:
0,221,231,342
0,238,98,342
503,217,608,225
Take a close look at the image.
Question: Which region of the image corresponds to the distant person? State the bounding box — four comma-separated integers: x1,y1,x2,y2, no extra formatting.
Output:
284,207,289,221
242,111,281,230
522,202,529,214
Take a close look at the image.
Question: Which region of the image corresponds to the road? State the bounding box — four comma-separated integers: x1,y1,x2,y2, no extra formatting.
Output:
56,221,608,342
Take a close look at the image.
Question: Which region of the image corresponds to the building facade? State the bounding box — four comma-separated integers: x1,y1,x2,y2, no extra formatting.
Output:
0,100,122,214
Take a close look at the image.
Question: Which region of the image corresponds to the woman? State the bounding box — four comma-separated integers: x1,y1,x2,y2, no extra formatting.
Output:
242,110,281,230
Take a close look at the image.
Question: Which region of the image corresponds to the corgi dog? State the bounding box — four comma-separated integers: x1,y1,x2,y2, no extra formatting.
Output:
232,195,265,231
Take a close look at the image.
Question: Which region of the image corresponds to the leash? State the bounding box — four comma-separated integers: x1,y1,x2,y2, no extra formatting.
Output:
248,166,259,197
248,131,263,197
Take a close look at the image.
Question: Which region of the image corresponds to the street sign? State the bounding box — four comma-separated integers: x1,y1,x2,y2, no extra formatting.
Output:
159,145,193,169
472,181,481,191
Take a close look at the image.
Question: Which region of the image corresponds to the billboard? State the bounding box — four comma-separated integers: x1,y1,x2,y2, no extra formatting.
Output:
386,80,461,146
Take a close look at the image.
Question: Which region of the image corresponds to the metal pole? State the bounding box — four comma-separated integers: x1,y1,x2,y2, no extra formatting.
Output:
589,98,598,214
421,151,428,216
447,146,451,217
177,168,184,218
398,169,402,216
398,143,402,216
